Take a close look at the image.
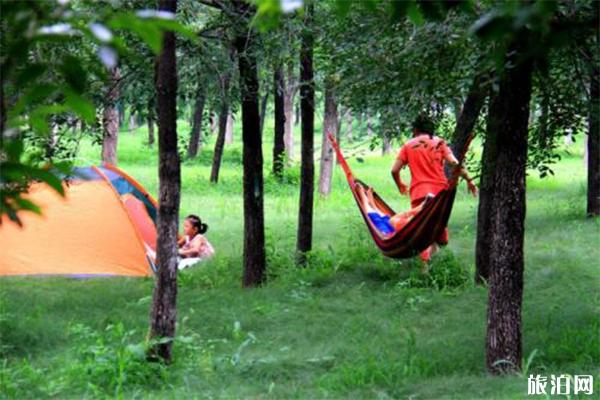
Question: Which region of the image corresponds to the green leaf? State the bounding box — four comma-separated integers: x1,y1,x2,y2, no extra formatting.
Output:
65,89,96,123
60,55,88,94
3,138,24,162
470,12,514,40
13,196,42,215
9,84,57,120
29,104,70,135
15,63,47,87
149,18,200,43
407,2,425,25
109,13,162,53
334,0,351,16
1,163,65,196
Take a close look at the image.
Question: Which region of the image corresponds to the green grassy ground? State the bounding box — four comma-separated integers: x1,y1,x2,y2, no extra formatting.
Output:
1,121,599,399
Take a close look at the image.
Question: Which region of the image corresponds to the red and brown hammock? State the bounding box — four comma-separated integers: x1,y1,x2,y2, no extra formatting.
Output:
328,134,462,259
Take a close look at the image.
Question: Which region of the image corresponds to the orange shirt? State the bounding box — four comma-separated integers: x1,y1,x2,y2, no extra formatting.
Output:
397,135,452,201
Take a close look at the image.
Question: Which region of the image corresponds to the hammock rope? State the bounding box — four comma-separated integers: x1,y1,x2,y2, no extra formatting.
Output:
328,133,470,259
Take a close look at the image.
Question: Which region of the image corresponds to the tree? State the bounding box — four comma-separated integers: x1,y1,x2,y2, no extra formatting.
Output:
586,32,599,216
230,0,266,287
101,67,121,165
259,92,269,136
148,0,180,363
483,38,534,374
284,61,298,161
147,98,155,147
187,84,206,158
225,111,234,144
273,66,286,178
296,2,315,265
210,58,232,183
318,79,338,196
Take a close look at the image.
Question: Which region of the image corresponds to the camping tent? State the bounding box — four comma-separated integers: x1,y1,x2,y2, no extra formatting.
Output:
0,164,157,277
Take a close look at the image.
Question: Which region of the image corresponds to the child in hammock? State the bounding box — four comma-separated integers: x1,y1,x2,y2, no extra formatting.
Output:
357,187,432,235
178,215,214,260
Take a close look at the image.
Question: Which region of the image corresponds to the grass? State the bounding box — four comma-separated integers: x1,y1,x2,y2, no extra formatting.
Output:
1,120,599,399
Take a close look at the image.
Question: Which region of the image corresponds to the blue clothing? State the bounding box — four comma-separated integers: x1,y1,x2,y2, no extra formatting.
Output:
368,212,395,235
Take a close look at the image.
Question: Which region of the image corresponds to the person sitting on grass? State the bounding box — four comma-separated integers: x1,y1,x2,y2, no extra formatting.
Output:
178,214,214,262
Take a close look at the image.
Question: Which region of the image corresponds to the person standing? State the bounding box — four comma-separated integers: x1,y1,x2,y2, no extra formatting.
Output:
391,114,477,263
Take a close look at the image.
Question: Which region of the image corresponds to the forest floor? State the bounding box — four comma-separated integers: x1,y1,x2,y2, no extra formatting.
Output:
1,122,599,399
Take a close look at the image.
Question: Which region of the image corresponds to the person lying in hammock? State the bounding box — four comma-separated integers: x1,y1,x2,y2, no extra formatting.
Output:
357,187,433,236
391,114,477,262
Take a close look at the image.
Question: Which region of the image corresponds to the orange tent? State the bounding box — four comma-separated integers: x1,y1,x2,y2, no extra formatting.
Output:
0,164,157,277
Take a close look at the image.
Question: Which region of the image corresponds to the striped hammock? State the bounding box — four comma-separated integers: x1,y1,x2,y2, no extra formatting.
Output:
328,134,461,259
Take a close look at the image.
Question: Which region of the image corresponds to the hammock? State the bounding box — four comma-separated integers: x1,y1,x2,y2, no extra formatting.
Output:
328,134,462,259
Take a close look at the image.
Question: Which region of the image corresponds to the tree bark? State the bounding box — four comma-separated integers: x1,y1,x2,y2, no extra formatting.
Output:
210,72,231,183
443,72,490,284
485,38,533,374
450,72,488,165
233,0,266,287
536,88,550,149
259,92,268,136
128,113,137,132
187,86,206,158
345,109,353,141
101,67,120,165
117,102,125,128
318,81,337,196
294,102,300,126
284,61,297,161
382,134,392,155
225,112,234,144
0,72,6,139
587,44,600,216
273,66,285,178
148,0,180,364
147,99,155,147
296,2,315,265
209,111,217,135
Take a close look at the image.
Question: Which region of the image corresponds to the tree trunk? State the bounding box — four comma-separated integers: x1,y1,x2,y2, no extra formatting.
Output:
382,134,392,155
46,122,58,160
128,113,137,132
101,67,120,165
148,0,180,364
225,112,234,144
117,102,125,128
210,74,231,183
296,2,314,265
233,0,266,287
450,72,488,165
536,87,550,149
0,71,6,138
367,114,374,137
587,44,600,216
445,72,489,285
187,86,206,158
318,82,337,196
209,111,217,135
294,102,300,126
475,125,497,286
485,38,533,375
259,92,268,136
147,99,155,147
284,62,296,161
345,109,353,141
358,113,364,136
273,66,285,178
